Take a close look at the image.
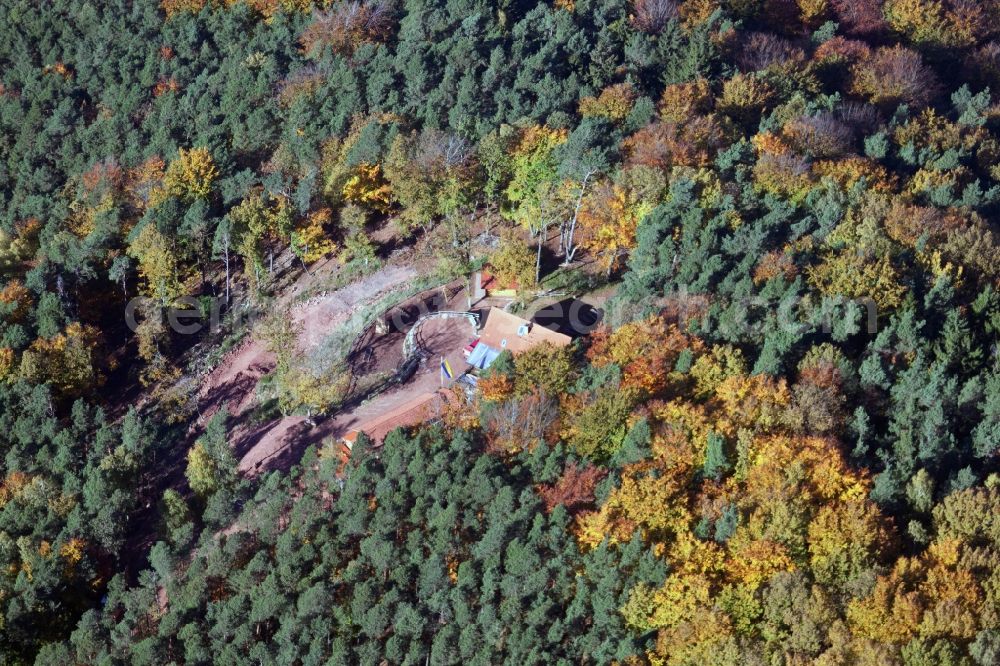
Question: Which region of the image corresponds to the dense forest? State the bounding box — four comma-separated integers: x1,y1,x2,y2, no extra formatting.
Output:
3,0,1000,663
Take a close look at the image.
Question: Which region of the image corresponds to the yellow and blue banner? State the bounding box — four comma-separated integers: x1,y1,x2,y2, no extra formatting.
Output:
440,357,454,380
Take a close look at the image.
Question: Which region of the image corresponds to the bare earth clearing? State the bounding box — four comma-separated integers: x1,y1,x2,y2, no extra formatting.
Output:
235,290,476,472
194,264,419,469
192,261,481,475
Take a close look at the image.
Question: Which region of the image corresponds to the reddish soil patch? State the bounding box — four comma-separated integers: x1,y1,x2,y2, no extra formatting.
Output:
195,340,276,427
192,265,418,463
234,416,312,473
237,295,477,473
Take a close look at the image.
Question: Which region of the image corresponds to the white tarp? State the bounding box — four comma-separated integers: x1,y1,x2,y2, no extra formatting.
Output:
467,342,501,369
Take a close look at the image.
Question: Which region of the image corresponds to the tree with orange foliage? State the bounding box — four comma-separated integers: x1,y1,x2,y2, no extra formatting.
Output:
537,461,606,513
577,180,651,277
127,156,167,211
477,372,514,402
845,556,926,643
0,280,32,323
659,79,713,123
0,348,15,382
813,156,896,193
587,315,697,398
623,117,727,171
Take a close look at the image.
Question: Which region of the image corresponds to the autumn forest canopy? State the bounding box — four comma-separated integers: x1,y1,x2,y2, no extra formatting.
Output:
5,0,1000,663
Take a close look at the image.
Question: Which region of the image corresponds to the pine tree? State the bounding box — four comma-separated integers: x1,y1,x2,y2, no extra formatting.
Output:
703,431,730,480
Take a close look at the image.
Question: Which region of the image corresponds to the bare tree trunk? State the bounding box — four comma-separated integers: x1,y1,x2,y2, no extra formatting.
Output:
223,246,230,305
562,170,594,266
535,222,546,287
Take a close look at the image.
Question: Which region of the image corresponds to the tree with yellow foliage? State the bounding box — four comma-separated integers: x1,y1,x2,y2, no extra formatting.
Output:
274,360,351,420
718,72,776,126
0,219,40,275
806,250,907,311
186,443,219,498
578,83,637,122
384,129,479,231
185,410,236,498
342,163,392,214
18,323,101,399
127,223,182,305
883,0,981,49
229,192,294,291
503,125,571,282
164,147,219,201
576,459,694,548
291,208,337,264
712,373,792,437
725,538,796,589
689,344,747,399
488,229,536,290
161,0,207,18
512,341,576,397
